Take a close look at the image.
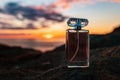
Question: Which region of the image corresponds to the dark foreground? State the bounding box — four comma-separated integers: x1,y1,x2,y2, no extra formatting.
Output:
0,44,119,80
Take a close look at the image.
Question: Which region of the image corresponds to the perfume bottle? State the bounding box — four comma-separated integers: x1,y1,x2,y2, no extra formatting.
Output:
66,18,89,68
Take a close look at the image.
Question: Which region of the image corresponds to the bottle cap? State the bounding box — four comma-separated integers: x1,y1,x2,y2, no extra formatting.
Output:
67,18,89,29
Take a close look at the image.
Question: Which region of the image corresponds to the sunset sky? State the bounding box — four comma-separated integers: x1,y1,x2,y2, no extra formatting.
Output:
0,0,120,51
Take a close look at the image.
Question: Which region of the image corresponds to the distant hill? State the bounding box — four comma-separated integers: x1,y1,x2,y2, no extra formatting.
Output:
90,26,120,49
0,44,42,64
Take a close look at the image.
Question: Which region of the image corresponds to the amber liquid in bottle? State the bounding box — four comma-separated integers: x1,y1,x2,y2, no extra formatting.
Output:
66,29,89,68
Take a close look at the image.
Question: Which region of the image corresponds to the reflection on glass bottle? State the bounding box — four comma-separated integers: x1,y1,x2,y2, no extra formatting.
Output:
66,18,89,68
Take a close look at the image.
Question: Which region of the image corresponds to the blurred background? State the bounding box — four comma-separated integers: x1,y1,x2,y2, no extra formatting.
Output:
0,1,120,80
0,0,120,52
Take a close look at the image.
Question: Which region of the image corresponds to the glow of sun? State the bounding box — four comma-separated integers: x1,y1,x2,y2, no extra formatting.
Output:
43,34,54,39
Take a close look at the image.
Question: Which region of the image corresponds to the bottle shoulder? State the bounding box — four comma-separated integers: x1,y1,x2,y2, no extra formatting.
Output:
66,29,89,33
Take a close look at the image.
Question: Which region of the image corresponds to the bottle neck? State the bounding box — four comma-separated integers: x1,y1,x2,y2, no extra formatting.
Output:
75,26,81,30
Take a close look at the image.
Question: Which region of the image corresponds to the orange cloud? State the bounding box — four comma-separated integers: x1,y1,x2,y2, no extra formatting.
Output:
33,0,91,10
34,0,120,11
53,0,80,9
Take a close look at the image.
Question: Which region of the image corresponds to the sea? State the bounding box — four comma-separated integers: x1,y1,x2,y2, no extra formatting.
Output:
0,39,64,52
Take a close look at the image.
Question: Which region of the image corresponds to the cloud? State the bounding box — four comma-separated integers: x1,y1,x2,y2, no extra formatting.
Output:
0,0,120,29
1,0,120,21
3,2,67,22
34,0,90,10
48,0,81,9
51,0,120,9
0,2,68,29
33,0,120,13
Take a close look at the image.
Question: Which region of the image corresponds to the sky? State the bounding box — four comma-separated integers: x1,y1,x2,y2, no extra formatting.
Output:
0,0,120,51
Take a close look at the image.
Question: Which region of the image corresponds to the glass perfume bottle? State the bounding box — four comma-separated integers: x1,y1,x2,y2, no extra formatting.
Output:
66,18,89,68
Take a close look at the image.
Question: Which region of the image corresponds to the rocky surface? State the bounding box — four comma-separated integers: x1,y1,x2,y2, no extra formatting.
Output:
40,46,120,80
0,44,119,80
